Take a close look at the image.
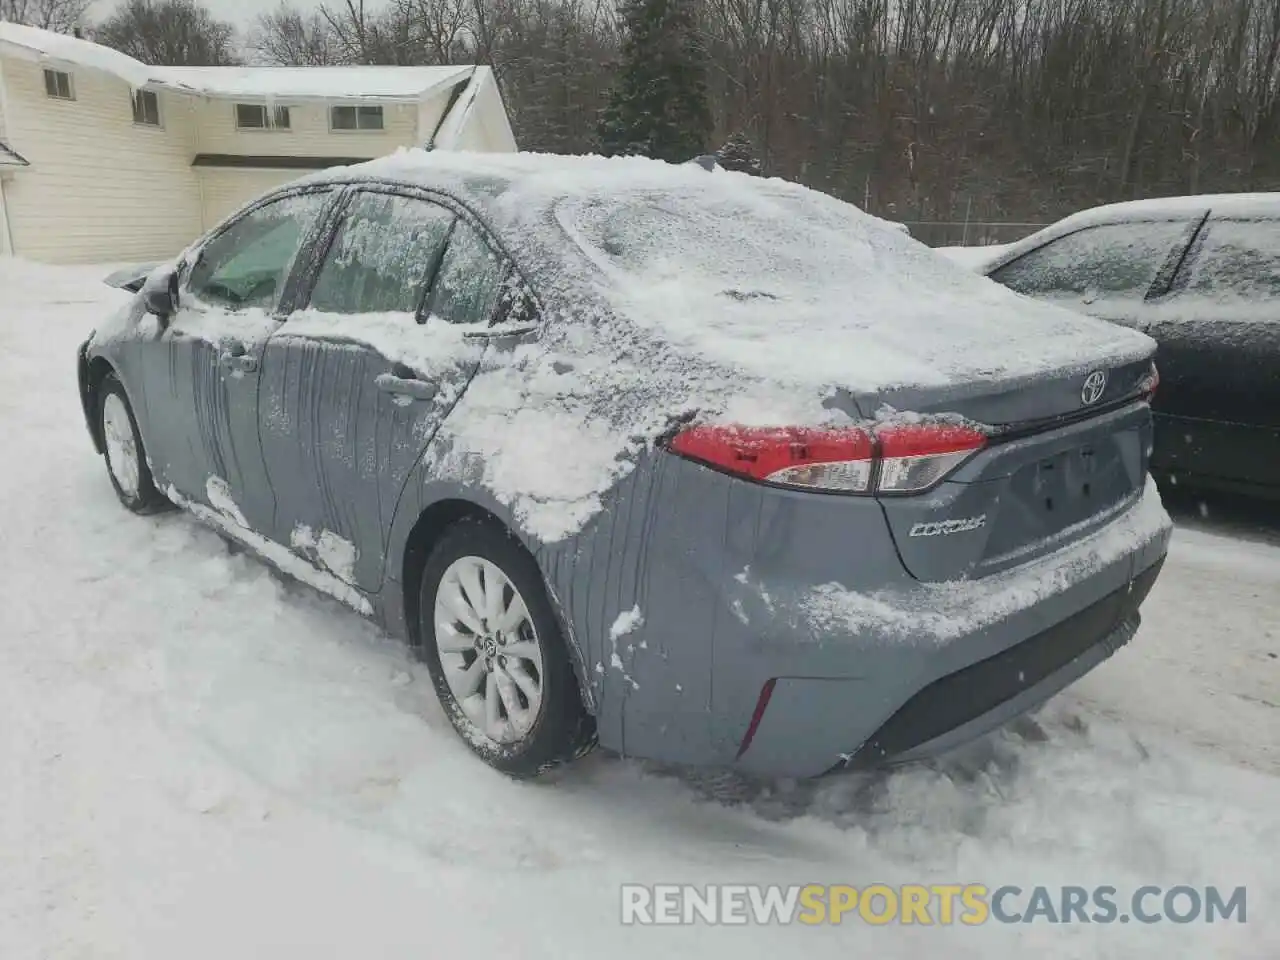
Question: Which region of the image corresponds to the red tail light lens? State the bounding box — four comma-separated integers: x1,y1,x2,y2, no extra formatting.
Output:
667,421,987,494
1139,361,1159,402
668,425,875,491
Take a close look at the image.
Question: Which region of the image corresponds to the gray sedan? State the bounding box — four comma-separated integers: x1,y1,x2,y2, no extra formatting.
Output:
77,152,1172,778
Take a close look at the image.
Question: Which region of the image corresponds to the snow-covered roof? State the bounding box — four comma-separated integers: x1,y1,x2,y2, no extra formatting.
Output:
1052,192,1280,229
980,192,1280,273
0,22,476,102
156,65,476,103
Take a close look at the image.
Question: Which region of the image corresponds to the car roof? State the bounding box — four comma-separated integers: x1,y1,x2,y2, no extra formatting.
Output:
978,192,1280,274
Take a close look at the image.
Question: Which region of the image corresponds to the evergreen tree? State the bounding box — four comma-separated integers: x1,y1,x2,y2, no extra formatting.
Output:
597,0,712,163
716,132,762,175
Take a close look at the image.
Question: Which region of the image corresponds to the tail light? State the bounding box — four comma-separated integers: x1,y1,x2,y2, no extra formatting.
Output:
667,421,986,494
1138,361,1159,402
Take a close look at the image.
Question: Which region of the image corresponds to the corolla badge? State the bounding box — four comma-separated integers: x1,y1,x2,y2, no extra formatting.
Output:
908,516,987,538
1081,370,1108,406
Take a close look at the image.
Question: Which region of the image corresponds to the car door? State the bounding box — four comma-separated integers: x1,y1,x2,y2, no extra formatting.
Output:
149,188,336,530
1144,216,1280,492
987,218,1200,332
258,188,508,591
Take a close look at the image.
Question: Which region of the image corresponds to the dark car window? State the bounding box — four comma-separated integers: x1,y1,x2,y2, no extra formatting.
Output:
424,221,505,325
309,192,456,315
188,191,331,311
991,221,1190,299
1178,219,1280,301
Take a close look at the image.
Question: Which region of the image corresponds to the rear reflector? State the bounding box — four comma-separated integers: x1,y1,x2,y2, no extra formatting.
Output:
667,421,987,494
736,678,777,760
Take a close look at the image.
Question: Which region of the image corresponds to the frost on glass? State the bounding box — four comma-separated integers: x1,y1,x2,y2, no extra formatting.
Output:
425,221,505,325
1182,220,1280,301
188,191,331,312
991,221,1188,299
310,193,455,316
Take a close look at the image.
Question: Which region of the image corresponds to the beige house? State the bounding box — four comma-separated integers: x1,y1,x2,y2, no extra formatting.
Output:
0,22,517,264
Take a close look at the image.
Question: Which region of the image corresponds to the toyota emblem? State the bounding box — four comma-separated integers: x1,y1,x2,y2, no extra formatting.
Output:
1081,370,1108,406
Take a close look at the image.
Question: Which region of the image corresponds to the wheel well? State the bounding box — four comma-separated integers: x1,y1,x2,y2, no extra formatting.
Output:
85,357,116,452
401,499,508,650
401,498,595,713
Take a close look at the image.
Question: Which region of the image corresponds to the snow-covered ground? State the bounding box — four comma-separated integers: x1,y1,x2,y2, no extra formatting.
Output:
1,260,1276,959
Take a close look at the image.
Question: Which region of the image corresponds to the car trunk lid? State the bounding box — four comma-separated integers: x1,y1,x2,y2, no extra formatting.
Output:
868,357,1156,583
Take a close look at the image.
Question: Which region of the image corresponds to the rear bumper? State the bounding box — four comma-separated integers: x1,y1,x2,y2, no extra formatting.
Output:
836,553,1162,771
729,482,1170,778
727,491,1167,778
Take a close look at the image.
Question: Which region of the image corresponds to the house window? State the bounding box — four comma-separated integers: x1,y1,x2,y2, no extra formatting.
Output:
132,89,161,126
43,69,74,100
330,105,384,131
235,104,291,130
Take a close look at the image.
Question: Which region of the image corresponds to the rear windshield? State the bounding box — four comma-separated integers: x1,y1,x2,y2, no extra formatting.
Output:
555,187,880,301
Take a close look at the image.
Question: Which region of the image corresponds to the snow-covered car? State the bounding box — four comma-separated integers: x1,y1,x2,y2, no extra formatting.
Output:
953,195,1280,500
76,150,1172,778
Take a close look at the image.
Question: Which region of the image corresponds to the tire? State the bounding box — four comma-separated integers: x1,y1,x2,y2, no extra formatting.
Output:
418,516,595,777
98,372,169,515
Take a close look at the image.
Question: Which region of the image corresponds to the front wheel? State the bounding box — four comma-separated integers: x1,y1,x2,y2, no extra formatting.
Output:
418,517,595,777
98,372,169,514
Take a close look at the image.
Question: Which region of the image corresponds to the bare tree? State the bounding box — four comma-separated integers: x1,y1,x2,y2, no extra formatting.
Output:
251,2,339,65
93,0,239,66
1,0,92,34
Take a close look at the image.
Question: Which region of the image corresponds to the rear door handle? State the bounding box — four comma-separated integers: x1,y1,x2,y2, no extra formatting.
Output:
375,371,438,400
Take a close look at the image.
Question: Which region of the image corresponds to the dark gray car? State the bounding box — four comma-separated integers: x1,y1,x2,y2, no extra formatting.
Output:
77,152,1172,778
949,194,1280,500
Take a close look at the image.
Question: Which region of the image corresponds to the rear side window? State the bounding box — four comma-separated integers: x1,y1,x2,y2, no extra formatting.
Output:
991,221,1190,299
424,221,505,325
1178,219,1280,300
309,193,455,315
187,191,331,311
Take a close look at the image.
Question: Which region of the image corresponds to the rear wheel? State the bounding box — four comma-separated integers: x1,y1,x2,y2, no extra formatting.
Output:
98,373,168,514
418,517,595,776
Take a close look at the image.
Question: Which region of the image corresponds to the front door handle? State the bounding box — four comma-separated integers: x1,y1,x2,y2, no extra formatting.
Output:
375,371,438,401
218,347,258,374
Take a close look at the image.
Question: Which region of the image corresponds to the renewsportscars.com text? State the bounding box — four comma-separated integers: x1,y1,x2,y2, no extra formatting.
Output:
620,883,1247,926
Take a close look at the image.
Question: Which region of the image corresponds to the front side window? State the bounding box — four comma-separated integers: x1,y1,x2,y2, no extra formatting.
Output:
991,221,1191,299
309,193,455,315
132,89,160,126
236,103,291,130
424,221,505,325
330,105,384,131
187,191,331,311
44,69,74,100
1178,219,1280,301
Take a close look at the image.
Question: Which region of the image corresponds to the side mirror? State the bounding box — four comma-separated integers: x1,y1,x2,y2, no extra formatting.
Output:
140,264,179,323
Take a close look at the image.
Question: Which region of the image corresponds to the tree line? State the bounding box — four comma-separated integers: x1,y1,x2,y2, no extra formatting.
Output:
6,0,1280,227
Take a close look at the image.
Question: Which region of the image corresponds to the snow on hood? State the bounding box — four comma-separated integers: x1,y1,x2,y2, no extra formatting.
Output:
300,151,1157,542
